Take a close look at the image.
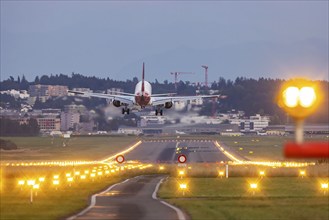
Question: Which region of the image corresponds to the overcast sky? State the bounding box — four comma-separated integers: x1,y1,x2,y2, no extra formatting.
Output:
1,1,328,83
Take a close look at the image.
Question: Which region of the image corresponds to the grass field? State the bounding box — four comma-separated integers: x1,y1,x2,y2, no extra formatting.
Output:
217,135,329,161
0,164,157,220
159,177,329,220
0,136,138,161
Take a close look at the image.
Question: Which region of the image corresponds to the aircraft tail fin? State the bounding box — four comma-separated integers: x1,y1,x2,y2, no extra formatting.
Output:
142,62,145,92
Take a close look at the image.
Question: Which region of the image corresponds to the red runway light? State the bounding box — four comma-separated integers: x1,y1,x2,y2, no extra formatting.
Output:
285,142,329,158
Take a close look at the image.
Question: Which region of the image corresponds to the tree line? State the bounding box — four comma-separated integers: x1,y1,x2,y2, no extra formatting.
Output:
0,118,40,136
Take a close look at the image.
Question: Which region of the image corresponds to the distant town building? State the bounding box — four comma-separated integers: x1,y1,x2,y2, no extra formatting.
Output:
139,115,166,127
41,108,61,116
231,114,270,132
72,88,93,93
37,117,60,132
29,85,68,98
64,104,86,114
0,90,30,99
60,112,80,131
28,84,68,104
118,126,142,135
75,121,95,133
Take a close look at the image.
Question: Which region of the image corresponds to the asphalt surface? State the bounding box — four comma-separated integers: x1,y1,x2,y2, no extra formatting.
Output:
70,139,229,220
70,175,185,220
125,140,231,163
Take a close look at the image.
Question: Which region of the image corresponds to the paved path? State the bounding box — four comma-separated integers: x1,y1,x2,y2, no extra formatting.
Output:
69,175,187,220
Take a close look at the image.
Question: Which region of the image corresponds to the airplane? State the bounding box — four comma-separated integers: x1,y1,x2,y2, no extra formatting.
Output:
68,63,223,116
175,130,186,135
257,131,268,136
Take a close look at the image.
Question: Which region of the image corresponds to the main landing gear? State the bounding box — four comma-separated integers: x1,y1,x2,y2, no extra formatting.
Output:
122,108,130,114
155,109,163,116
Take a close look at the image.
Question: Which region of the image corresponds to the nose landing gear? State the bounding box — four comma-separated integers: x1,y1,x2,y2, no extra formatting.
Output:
122,108,130,114
155,109,163,116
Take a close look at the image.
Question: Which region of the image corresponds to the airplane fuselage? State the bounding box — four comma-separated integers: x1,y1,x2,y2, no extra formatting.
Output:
134,81,152,107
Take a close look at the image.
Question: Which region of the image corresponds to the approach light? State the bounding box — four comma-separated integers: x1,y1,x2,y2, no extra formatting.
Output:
179,183,187,189
300,170,306,177
277,78,320,120
179,170,185,176
53,175,59,179
218,171,224,178
38,177,45,182
80,175,86,180
250,183,258,189
159,166,165,170
53,180,59,185
66,173,71,177
33,184,39,189
321,183,328,189
27,180,35,186
18,180,25,185
259,171,265,177
67,177,73,182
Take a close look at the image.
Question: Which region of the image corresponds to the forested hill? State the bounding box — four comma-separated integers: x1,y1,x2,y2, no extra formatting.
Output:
0,74,328,124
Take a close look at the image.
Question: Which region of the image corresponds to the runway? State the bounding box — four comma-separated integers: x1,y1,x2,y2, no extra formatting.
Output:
69,175,187,220
125,140,231,163
69,139,229,220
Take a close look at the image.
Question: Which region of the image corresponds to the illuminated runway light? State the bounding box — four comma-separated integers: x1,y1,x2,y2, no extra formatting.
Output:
67,177,73,182
159,166,164,170
218,171,224,178
90,173,96,177
80,175,86,180
53,175,59,179
33,184,39,189
250,183,258,195
18,180,25,185
321,183,328,189
84,170,89,174
105,170,110,174
259,171,265,177
250,183,258,189
38,177,45,182
27,180,35,186
66,173,71,177
300,170,306,178
180,183,187,189
74,171,80,176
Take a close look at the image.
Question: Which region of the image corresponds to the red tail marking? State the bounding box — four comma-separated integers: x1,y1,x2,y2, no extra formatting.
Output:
142,63,145,92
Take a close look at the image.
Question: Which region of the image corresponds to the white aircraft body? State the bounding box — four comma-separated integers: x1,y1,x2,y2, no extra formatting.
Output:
68,63,221,115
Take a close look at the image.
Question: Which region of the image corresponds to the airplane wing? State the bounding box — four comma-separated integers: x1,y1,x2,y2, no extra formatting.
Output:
68,90,134,106
151,95,221,106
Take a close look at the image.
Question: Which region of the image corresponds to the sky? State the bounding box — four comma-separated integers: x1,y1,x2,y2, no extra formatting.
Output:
1,1,328,83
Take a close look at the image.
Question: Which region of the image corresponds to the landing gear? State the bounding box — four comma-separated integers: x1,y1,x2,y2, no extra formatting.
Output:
155,109,163,116
122,108,130,114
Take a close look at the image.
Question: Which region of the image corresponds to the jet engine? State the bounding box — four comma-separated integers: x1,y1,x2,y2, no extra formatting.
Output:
113,100,121,107
165,102,173,109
